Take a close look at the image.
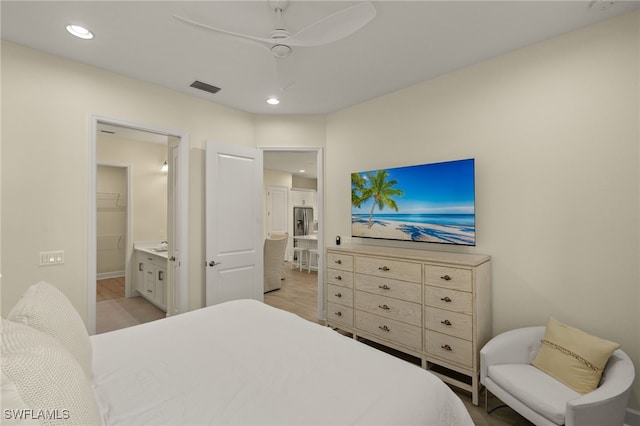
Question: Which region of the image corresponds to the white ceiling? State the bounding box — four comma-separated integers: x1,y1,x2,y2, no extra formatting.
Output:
2,1,638,116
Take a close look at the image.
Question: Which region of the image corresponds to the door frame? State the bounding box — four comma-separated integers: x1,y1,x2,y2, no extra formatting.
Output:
260,147,325,321
88,114,190,335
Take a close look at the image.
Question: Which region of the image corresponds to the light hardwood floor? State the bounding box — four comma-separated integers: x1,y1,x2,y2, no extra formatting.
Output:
96,276,126,301
97,267,531,425
264,261,322,324
96,278,166,334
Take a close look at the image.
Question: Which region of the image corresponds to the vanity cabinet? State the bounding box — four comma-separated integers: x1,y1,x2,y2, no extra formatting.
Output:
135,250,167,311
325,244,491,405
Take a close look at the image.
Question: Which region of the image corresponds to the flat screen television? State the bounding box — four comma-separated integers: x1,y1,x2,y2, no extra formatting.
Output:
351,158,475,246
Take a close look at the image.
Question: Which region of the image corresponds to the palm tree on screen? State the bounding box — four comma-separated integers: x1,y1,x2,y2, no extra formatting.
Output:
351,172,366,208
356,170,403,228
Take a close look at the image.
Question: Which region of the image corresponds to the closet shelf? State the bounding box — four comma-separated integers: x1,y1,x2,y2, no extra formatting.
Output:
97,235,124,251
97,192,126,210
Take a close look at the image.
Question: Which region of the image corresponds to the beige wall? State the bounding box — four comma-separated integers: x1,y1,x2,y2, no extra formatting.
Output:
325,12,639,408
253,115,326,149
98,136,168,244
1,40,254,316
291,176,317,190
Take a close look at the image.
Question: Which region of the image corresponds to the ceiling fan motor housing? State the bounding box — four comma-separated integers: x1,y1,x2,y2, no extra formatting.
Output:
271,44,292,58
269,28,292,58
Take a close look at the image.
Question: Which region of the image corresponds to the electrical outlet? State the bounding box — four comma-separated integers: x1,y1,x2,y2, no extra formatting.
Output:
40,251,64,266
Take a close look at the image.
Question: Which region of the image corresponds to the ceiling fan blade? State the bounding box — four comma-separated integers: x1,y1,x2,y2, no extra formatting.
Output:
275,54,296,91
284,2,376,47
173,15,274,50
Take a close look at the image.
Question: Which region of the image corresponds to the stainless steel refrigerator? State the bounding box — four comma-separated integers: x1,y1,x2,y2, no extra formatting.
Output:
293,207,313,263
293,207,313,237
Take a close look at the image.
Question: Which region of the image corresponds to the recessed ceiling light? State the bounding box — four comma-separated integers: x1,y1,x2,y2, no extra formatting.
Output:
299,169,306,173
66,24,94,40
266,97,280,105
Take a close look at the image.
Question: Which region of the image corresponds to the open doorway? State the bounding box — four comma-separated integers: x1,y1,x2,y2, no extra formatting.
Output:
262,148,324,323
87,116,189,335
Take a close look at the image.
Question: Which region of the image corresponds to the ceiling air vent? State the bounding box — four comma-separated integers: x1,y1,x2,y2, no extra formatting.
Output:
190,80,221,95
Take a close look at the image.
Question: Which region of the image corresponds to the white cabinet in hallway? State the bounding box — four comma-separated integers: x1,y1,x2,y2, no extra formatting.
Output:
291,189,315,208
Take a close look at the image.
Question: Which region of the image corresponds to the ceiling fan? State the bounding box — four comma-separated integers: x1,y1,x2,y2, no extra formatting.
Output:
174,1,376,91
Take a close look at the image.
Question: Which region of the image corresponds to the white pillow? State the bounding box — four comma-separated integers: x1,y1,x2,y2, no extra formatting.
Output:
1,318,103,425
1,372,40,425
8,281,93,380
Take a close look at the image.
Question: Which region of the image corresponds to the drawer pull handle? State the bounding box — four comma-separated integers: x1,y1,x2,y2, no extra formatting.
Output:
335,259,342,265
378,325,390,332
335,275,342,280
378,284,391,290
378,266,390,271
441,275,452,281
335,293,342,298
441,296,452,303
378,304,390,310
441,319,452,326
335,311,342,317
441,344,453,351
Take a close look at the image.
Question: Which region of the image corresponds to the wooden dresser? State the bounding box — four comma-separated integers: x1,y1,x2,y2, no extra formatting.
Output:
325,244,491,405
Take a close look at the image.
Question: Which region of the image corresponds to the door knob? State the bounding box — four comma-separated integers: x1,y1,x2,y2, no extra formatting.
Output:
208,260,219,267
169,256,176,262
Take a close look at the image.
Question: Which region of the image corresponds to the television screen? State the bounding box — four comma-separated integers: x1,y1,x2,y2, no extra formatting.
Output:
351,158,475,246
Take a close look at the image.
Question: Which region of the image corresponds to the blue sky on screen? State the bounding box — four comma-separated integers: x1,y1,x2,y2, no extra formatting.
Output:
352,159,475,215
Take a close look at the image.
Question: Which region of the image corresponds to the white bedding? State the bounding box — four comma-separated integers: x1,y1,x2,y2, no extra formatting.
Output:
91,300,473,425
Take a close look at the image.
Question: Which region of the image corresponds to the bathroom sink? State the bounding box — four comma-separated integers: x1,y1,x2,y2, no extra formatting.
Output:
152,248,168,253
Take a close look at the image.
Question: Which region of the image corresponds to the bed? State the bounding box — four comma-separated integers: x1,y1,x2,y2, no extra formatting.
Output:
2,281,474,425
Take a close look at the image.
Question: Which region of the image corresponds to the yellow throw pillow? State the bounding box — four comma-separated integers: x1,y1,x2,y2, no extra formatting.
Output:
531,317,620,394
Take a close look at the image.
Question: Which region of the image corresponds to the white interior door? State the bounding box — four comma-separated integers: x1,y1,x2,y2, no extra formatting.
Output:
205,141,263,306
267,185,288,237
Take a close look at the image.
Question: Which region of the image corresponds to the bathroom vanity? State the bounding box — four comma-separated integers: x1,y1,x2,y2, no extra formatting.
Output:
134,244,168,311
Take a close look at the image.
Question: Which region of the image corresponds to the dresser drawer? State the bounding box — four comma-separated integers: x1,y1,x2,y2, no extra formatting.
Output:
356,256,421,283
327,284,353,307
355,274,421,302
327,268,354,288
425,330,472,368
327,302,353,328
424,286,472,315
424,265,472,291
356,310,422,350
327,252,354,272
425,307,472,341
356,291,421,326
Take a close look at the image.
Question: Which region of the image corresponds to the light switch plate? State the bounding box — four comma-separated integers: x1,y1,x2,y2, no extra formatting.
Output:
40,251,64,266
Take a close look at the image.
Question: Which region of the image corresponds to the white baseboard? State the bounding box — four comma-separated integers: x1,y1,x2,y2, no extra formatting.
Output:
97,271,125,280
626,408,640,426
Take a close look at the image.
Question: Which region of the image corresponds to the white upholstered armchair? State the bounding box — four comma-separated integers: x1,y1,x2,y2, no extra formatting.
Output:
263,234,288,293
480,326,634,426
